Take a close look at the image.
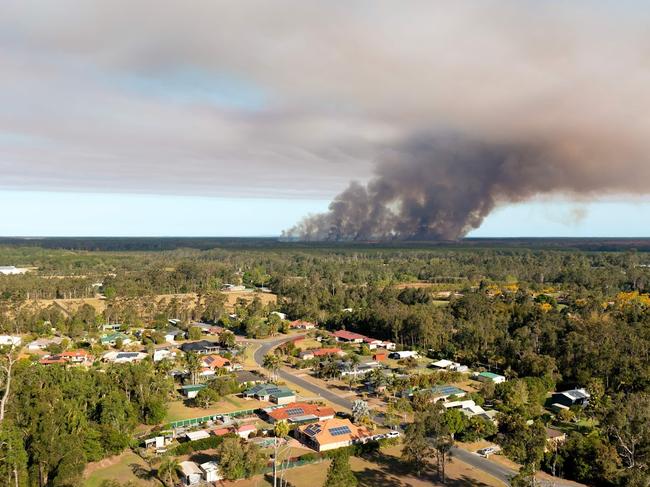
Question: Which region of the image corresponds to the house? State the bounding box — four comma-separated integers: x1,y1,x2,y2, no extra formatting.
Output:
222,284,246,292
163,327,185,343
443,399,496,421
200,461,222,482
181,384,207,399
388,350,419,360
213,424,257,439
100,332,131,346
332,330,366,343
102,351,147,363
431,359,468,372
191,322,226,336
0,266,28,275
101,323,123,332
234,369,265,385
243,383,296,405
180,340,222,355
153,348,175,362
0,335,22,347
545,427,567,448
551,388,590,408
476,371,506,384
179,461,203,486
201,354,232,371
289,320,317,330
362,337,383,350
425,385,467,402
271,311,287,320
27,337,63,351
264,402,336,424
185,430,211,442
299,347,344,360
297,418,372,452
39,355,67,365
57,350,94,365
339,361,382,377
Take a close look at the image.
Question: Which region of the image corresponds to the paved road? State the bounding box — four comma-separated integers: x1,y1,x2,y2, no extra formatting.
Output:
251,335,355,411
249,335,578,487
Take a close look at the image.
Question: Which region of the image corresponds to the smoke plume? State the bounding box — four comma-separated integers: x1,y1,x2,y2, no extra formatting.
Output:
285,131,650,241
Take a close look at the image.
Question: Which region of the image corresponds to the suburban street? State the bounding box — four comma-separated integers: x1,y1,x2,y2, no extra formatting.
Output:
248,334,582,487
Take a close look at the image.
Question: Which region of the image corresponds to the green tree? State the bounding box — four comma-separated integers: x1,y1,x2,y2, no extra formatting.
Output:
262,353,282,381
188,326,202,340
0,420,28,487
323,450,357,487
274,420,290,438
402,418,432,476
157,456,180,487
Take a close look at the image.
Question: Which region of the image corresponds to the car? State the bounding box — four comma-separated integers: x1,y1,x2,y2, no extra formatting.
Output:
476,446,499,457
385,431,400,439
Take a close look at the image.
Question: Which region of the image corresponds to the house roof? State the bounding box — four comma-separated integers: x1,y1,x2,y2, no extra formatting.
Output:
185,430,211,442
557,388,590,400
432,359,453,368
180,461,203,476
266,402,335,422
244,383,295,400
310,347,342,357
181,384,207,392
180,340,221,353
202,354,231,368
289,320,316,328
332,330,367,341
299,418,371,445
479,372,505,379
61,350,92,358
428,385,466,398
546,427,566,439
234,370,264,384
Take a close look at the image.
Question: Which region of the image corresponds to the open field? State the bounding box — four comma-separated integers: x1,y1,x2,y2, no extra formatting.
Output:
24,290,277,317
227,445,504,487
84,451,162,487
165,397,272,423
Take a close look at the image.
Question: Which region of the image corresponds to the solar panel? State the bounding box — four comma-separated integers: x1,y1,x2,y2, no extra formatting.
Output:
304,424,321,435
328,426,351,436
285,408,304,416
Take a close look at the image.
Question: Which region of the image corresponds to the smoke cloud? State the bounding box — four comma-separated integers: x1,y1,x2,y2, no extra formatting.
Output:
286,131,650,240
2,0,650,231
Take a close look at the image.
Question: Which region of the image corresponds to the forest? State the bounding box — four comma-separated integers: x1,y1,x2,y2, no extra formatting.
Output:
1,239,649,486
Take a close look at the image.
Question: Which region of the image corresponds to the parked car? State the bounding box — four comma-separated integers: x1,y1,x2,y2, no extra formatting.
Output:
476,446,500,457
385,431,400,439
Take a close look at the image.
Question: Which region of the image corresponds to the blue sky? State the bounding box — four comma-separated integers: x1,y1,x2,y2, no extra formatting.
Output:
2,2,649,239
1,190,649,237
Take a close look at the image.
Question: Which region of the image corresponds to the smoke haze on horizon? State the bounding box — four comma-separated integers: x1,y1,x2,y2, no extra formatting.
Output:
2,1,650,238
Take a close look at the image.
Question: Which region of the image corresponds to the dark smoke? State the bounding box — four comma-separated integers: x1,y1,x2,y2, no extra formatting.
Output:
284,134,635,241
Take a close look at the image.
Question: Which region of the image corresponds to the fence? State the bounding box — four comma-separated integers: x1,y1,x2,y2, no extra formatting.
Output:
166,408,259,429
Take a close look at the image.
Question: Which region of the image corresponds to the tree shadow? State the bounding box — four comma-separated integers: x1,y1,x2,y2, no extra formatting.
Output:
355,467,408,487
129,463,155,480
189,452,217,464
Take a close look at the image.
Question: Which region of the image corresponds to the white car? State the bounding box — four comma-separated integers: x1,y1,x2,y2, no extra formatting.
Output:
476,446,500,457
385,431,401,439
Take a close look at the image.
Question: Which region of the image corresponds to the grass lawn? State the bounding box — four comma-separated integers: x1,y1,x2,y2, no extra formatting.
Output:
84,451,161,487
242,345,260,367
165,396,271,423
295,338,322,350
227,444,504,487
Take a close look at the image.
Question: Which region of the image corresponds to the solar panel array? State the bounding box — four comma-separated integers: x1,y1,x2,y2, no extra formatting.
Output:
329,426,351,436
285,408,304,416
304,424,322,436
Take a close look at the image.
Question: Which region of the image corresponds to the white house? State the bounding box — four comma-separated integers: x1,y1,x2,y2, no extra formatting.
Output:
388,350,419,360
27,337,63,351
153,348,175,362
0,266,28,275
179,461,203,486
102,351,148,364
0,335,22,347
200,461,222,482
